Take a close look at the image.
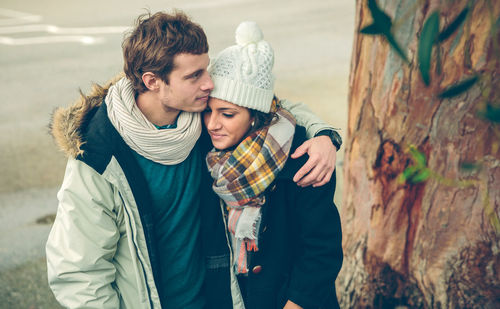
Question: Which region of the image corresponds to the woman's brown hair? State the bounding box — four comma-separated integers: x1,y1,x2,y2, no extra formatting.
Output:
248,96,281,134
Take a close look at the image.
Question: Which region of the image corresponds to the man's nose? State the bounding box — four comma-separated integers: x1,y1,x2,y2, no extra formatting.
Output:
201,72,214,92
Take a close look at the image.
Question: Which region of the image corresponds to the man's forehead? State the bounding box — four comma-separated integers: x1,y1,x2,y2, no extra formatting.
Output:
172,53,210,70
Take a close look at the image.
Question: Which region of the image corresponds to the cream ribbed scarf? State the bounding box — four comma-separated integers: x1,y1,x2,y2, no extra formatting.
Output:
106,77,202,165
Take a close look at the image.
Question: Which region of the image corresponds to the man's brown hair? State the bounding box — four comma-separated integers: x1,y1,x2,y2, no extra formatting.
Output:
122,11,209,93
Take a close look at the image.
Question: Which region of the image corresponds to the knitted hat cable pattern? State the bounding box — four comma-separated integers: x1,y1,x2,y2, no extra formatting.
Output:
209,21,275,113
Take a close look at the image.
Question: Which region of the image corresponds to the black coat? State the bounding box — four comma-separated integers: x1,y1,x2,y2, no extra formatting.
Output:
200,126,343,309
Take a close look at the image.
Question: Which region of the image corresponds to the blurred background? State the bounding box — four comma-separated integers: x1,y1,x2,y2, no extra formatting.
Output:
0,0,354,307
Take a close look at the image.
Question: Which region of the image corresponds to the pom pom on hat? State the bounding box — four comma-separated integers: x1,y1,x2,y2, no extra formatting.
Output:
235,21,264,46
209,21,275,113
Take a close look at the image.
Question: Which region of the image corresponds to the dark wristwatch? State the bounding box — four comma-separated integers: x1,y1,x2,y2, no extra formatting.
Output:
315,129,342,151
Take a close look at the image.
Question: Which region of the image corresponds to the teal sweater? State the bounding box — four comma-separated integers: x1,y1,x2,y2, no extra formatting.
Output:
132,144,205,309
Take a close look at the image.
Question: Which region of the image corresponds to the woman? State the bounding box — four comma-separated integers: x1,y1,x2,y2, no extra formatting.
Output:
200,21,343,309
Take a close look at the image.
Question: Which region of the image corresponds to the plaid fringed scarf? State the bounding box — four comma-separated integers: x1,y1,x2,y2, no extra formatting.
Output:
206,102,296,274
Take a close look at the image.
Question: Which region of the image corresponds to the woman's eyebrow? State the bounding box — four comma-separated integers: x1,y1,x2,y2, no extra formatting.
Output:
216,107,238,112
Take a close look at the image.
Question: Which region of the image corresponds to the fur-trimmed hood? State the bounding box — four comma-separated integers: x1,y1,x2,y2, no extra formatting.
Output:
50,74,124,158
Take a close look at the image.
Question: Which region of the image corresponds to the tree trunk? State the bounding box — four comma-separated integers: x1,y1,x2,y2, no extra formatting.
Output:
338,0,500,308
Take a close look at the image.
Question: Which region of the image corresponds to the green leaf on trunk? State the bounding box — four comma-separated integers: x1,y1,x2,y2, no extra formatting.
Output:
438,7,469,42
399,166,418,183
367,0,392,33
386,32,409,63
360,24,382,34
399,146,430,184
408,145,427,167
438,75,479,98
418,11,440,85
478,102,500,123
410,168,431,183
459,161,482,172
360,0,409,62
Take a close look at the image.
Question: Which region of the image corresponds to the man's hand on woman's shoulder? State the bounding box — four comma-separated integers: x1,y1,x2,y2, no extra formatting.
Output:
291,135,337,187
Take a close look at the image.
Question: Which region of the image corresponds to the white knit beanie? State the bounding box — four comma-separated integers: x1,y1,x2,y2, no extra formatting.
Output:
209,21,275,113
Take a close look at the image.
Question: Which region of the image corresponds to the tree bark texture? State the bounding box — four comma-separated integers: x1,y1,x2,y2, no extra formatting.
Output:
338,0,500,308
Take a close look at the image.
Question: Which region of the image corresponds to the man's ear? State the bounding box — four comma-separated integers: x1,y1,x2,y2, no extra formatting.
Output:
142,72,159,91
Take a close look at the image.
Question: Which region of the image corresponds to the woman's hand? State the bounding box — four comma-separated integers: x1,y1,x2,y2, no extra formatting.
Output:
283,300,303,309
291,135,337,187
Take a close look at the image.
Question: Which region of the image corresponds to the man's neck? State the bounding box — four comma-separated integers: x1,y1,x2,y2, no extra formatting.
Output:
136,91,180,127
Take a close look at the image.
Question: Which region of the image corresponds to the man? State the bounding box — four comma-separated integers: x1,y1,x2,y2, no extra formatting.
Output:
46,11,342,309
